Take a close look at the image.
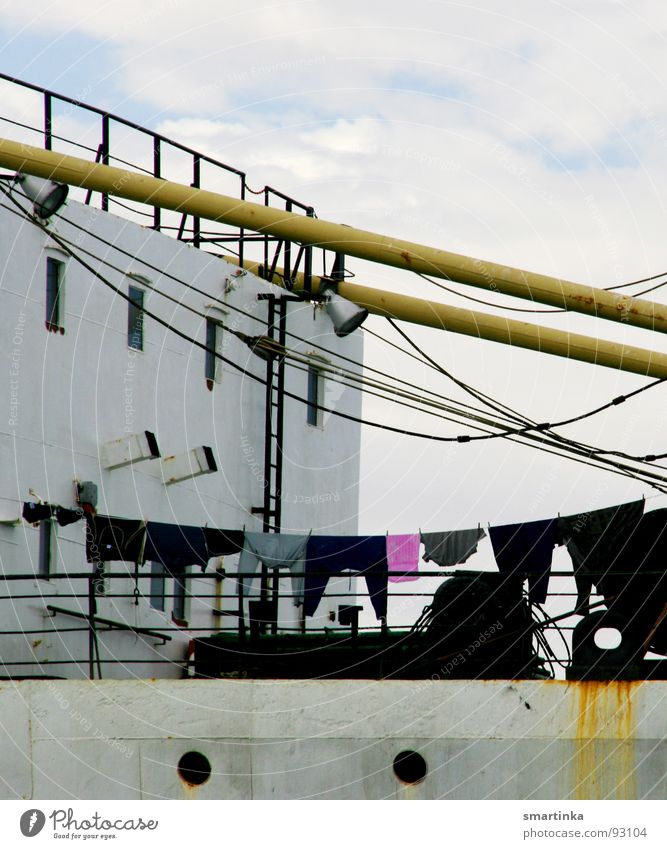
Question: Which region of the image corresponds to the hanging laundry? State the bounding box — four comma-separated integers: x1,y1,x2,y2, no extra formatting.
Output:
421,527,486,568
238,532,311,604
489,519,558,604
54,506,83,527
22,502,55,524
594,508,667,652
85,515,147,563
558,500,644,613
144,521,209,572
386,534,421,583
202,528,245,557
304,536,388,620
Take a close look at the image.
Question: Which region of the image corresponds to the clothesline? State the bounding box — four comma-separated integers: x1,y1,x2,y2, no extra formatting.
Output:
21,497,663,619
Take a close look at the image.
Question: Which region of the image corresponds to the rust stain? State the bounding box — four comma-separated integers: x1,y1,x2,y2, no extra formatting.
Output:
400,251,412,265
572,681,637,800
568,294,596,305
182,782,199,800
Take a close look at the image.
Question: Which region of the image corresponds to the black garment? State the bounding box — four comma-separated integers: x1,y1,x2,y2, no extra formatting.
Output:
55,506,83,527
304,536,388,619
489,518,559,604
588,508,667,654
202,528,245,557
144,521,209,572
85,515,147,563
558,500,644,613
22,502,55,523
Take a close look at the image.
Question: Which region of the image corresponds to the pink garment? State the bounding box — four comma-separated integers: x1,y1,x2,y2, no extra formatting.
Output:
386,534,421,583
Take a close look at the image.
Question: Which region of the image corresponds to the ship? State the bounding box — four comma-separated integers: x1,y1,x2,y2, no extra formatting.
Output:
0,74,665,800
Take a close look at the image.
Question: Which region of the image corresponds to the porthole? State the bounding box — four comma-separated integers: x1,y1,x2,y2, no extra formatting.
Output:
393,750,427,784
177,751,211,786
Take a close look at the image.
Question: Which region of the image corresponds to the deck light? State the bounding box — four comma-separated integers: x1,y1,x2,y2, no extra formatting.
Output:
322,286,368,337
15,172,68,219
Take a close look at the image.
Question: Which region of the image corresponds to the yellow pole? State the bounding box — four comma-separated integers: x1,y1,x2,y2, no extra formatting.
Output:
228,258,667,379
2,137,667,335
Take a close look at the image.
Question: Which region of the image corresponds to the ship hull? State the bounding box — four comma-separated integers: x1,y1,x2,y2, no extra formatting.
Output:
2,678,664,800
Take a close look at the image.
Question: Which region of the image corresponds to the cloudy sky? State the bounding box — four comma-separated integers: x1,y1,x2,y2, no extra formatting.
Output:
3,0,667,556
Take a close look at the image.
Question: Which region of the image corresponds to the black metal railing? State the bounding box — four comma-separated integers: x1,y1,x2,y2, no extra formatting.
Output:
0,73,336,290
0,566,601,679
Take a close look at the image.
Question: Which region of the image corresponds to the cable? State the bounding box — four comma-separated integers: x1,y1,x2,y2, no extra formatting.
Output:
371,321,667,460
2,189,513,441
385,315,667,469
629,279,667,298
38,199,667,464
414,271,568,314
603,270,667,293
5,188,667,493
533,602,571,670
26,201,667,484
386,317,534,425
28,200,542,430
416,268,667,314
0,190,549,452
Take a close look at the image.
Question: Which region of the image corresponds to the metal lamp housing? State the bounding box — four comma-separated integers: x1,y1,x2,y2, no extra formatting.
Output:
323,288,368,337
16,173,68,219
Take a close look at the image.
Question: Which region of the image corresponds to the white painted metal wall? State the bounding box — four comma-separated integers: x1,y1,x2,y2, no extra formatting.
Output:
0,679,663,800
0,198,363,678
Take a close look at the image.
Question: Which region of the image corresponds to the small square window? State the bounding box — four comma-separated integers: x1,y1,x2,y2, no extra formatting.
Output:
38,520,53,577
128,285,144,351
205,318,221,389
149,561,165,611
45,257,64,333
172,566,189,625
307,365,322,426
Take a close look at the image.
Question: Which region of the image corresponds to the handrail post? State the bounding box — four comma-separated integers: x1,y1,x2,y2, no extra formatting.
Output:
271,566,280,635
44,93,52,151
87,573,96,680
193,154,201,248
239,175,246,265
153,136,161,230
101,114,109,211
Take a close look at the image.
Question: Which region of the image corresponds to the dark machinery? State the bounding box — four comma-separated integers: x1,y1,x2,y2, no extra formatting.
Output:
568,509,667,681
194,571,545,680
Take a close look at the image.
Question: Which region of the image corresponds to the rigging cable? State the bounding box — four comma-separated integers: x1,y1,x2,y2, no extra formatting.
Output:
39,198,667,461
414,269,667,313
4,188,667,490
385,317,667,467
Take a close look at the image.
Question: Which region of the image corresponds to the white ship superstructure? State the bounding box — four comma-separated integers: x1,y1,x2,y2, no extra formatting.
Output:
0,174,363,679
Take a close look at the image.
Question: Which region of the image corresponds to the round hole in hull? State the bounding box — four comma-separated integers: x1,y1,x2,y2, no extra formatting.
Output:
393,750,427,784
177,751,211,786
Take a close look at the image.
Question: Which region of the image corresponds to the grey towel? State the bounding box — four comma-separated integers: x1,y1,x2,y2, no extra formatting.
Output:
421,528,486,568
238,532,311,605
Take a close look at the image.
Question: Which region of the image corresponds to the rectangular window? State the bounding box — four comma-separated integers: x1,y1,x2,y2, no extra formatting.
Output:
172,566,189,624
128,285,144,351
38,520,53,577
149,561,165,611
205,318,220,388
45,257,64,332
307,365,321,426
